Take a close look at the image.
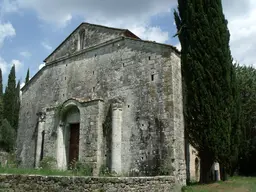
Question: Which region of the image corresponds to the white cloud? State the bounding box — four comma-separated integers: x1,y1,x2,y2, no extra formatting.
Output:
84,18,170,43
175,42,181,51
20,51,31,58
0,57,8,74
59,14,72,27
20,82,25,88
7,0,176,43
20,82,25,95
38,63,45,70
0,0,19,14
172,0,256,67
0,57,22,74
14,0,175,24
0,11,16,75
0,22,16,48
223,0,256,67
4,0,256,67
11,59,23,71
41,41,52,51
131,26,169,43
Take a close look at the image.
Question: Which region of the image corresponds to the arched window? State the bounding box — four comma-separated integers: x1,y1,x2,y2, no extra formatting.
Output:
79,29,85,50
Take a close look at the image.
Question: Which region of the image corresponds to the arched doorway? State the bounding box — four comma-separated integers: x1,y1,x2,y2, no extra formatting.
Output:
57,104,80,170
64,106,80,168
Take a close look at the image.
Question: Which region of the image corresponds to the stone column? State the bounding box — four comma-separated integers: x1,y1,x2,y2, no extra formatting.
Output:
111,103,123,174
35,112,46,169
56,122,67,170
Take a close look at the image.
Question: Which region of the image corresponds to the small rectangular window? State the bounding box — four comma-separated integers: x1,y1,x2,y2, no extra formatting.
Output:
40,131,45,161
151,74,154,81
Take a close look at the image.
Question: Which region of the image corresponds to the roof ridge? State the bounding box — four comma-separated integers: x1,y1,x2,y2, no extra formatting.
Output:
123,36,180,55
82,22,128,32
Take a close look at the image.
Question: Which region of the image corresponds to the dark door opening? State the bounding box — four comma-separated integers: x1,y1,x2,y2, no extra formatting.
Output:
68,123,80,168
40,130,45,161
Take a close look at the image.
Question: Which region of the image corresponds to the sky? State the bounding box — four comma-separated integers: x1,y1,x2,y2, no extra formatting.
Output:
0,0,255,87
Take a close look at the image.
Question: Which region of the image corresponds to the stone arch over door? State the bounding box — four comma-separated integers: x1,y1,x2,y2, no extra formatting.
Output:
56,100,81,170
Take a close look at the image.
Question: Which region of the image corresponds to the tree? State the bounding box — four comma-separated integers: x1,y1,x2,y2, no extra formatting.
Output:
13,81,20,130
25,69,29,85
174,0,236,183
228,63,242,176
0,98,3,124
0,68,3,98
235,65,256,175
0,119,16,152
3,65,16,128
0,69,3,124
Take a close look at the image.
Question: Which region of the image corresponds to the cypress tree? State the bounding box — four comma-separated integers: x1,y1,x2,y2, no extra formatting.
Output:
0,97,3,124
25,69,29,84
0,68,3,123
0,97,4,148
13,81,20,131
0,68,3,98
228,62,242,177
235,65,256,175
3,65,16,128
0,119,15,152
174,0,234,183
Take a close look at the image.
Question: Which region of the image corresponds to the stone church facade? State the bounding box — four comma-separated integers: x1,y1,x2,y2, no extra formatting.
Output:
16,23,186,185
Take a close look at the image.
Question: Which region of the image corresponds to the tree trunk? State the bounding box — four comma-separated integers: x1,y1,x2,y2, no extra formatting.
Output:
230,162,237,177
199,154,214,183
220,164,228,181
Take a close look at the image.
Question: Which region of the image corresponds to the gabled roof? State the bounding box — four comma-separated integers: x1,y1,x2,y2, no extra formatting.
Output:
43,22,140,62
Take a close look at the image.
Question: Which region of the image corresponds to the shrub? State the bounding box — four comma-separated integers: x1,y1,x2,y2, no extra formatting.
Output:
0,119,16,152
99,165,111,176
69,159,93,176
39,156,57,169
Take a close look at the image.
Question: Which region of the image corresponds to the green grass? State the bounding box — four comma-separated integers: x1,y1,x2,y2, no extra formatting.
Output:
182,176,256,192
0,167,84,176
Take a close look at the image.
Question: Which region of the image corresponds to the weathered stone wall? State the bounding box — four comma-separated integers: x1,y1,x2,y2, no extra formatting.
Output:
0,175,181,192
17,36,185,184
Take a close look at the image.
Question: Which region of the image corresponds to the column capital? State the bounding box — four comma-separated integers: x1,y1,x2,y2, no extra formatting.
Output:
36,112,46,122
112,102,123,110
59,122,65,127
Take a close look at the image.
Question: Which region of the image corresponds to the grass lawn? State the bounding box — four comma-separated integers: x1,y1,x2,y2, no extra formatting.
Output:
183,177,256,192
0,167,84,176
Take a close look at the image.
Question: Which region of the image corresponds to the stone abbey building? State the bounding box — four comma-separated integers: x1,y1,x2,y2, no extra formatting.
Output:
17,23,186,185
